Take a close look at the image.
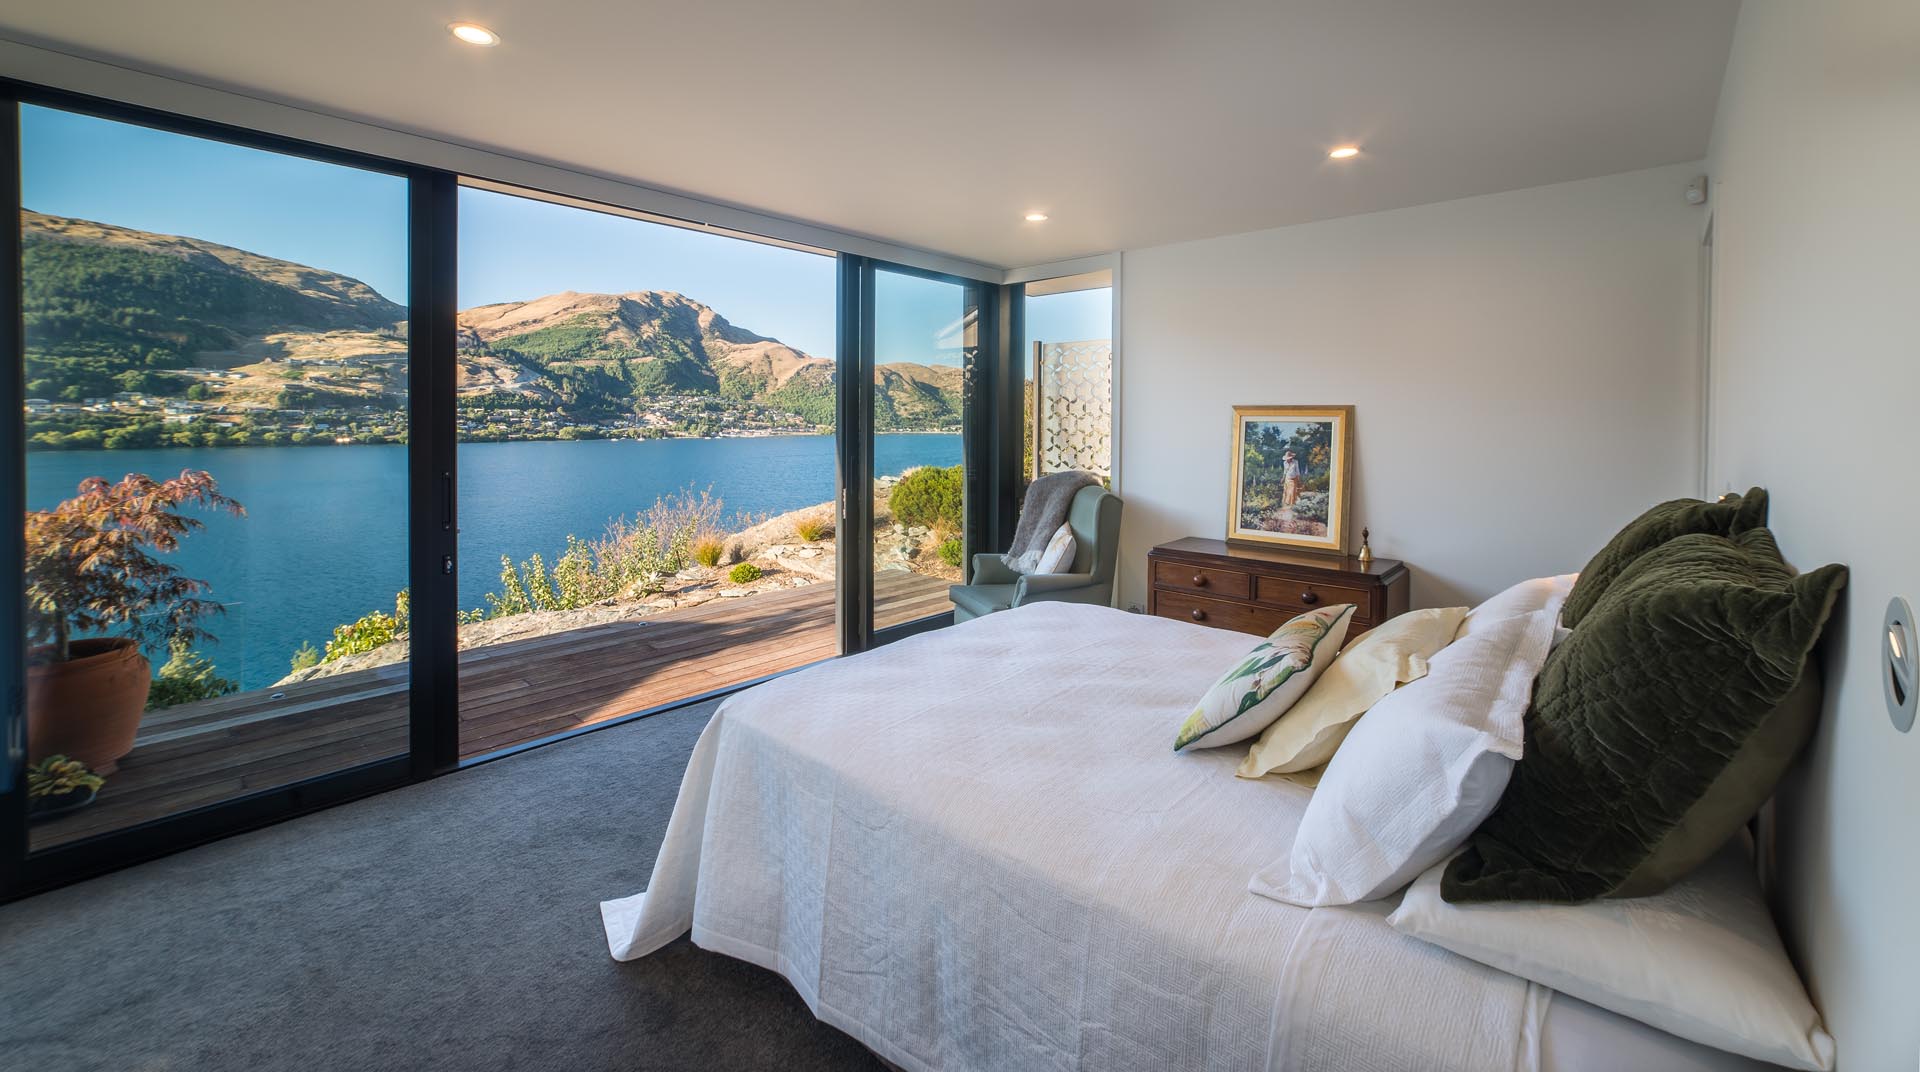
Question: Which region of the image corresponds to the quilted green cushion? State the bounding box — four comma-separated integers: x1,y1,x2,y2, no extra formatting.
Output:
1560,487,1769,628
1443,528,1846,904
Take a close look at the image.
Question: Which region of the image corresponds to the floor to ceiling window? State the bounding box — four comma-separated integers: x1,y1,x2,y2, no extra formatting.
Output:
1,84,1019,899
15,103,413,850
450,183,860,758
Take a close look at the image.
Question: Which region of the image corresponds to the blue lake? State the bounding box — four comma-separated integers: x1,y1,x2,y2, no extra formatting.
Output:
26,434,961,689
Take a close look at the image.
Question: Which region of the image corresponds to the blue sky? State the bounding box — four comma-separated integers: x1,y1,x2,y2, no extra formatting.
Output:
21,103,1109,366
21,105,412,301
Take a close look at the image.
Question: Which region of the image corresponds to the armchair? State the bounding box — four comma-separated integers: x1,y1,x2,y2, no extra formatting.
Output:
949,484,1123,623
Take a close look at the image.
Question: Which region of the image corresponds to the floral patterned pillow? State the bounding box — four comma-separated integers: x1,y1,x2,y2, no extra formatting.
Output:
1174,604,1355,751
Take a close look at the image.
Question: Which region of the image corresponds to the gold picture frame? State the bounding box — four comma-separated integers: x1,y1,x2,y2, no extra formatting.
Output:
1226,405,1355,554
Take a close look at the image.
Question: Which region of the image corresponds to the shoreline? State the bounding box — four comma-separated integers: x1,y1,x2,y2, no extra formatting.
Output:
23,427,964,455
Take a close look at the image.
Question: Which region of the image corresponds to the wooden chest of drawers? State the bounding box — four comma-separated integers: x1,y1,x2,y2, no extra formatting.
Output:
1147,537,1410,638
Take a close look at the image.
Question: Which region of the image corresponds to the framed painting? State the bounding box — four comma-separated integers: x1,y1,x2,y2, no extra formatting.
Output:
1226,405,1354,554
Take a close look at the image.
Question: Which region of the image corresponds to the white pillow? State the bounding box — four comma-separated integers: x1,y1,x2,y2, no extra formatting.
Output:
1174,604,1354,751
1453,573,1576,641
1249,606,1559,906
1032,523,1076,574
1388,839,1835,1071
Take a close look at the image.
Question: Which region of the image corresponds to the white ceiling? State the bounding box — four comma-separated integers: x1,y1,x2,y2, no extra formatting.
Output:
0,1,1739,269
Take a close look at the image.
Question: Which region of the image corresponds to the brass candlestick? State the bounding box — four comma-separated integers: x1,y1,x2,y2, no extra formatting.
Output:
1356,527,1374,565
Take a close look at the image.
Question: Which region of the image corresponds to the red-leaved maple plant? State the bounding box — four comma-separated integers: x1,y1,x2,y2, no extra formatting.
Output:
25,470,244,664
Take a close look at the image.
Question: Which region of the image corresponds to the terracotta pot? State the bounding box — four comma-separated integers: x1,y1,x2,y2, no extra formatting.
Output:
27,638,151,776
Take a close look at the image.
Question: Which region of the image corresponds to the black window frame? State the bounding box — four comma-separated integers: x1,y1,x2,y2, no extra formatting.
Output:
0,80,457,899
0,79,1020,902
840,257,1003,650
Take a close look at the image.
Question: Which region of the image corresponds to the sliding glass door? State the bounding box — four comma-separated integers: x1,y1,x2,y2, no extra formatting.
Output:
450,183,842,759
868,267,975,631
12,102,416,853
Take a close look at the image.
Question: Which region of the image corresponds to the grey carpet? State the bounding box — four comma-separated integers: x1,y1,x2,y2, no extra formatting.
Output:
0,700,887,1071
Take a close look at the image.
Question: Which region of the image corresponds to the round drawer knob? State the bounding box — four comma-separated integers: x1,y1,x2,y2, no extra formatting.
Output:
1190,608,1206,622
1299,590,1320,605
1192,574,1207,587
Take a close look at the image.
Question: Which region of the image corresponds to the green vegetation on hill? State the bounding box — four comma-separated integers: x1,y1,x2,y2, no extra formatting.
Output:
874,367,963,430
764,376,837,426
25,239,254,399
22,212,402,402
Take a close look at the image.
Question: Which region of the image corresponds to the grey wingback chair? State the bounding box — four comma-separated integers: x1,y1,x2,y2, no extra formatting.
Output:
949,484,1123,623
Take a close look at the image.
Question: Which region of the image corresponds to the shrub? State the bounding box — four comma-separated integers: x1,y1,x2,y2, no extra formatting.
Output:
146,642,239,710
793,514,832,543
938,537,963,568
888,465,963,533
324,589,409,663
483,487,730,618
728,562,763,584
692,535,725,568
288,642,322,674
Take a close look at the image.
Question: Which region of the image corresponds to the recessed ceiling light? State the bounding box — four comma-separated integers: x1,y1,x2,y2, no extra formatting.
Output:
1328,145,1361,160
1024,212,1049,222
449,22,500,46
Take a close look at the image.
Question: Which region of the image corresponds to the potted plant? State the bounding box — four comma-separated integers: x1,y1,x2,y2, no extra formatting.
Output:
27,755,106,822
25,470,241,773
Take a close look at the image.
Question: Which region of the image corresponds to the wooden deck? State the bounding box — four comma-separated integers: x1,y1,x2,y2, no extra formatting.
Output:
32,570,953,851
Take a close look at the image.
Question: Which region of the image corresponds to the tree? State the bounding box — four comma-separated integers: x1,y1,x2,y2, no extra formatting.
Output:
24,470,243,663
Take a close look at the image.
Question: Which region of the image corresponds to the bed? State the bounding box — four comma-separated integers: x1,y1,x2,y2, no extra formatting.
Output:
601,602,1779,1072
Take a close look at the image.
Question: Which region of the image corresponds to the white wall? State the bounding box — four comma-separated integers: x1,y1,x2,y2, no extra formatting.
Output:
1116,163,1705,611
1706,2,1920,1067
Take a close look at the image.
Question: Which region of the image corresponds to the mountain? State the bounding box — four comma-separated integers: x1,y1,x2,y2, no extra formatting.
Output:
455,290,964,430
20,210,964,435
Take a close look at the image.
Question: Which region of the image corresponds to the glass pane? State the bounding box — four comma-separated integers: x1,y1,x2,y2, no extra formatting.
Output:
871,268,969,630
453,186,838,759
1024,280,1114,495
20,106,410,849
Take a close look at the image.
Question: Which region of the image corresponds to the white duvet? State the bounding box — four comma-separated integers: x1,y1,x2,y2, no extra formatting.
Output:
602,602,1542,1072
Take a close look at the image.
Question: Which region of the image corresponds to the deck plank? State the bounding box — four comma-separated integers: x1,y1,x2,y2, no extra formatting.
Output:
30,572,952,851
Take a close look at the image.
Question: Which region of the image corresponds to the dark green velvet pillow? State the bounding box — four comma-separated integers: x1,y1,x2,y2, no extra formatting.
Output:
1560,487,1769,628
1443,528,1846,904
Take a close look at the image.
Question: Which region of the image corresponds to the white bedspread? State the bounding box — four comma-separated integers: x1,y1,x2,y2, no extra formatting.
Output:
602,602,1538,1072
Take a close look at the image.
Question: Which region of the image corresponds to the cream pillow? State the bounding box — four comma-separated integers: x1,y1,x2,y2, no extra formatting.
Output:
1238,606,1468,778
1388,839,1834,1070
1031,523,1076,574
1173,604,1354,751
